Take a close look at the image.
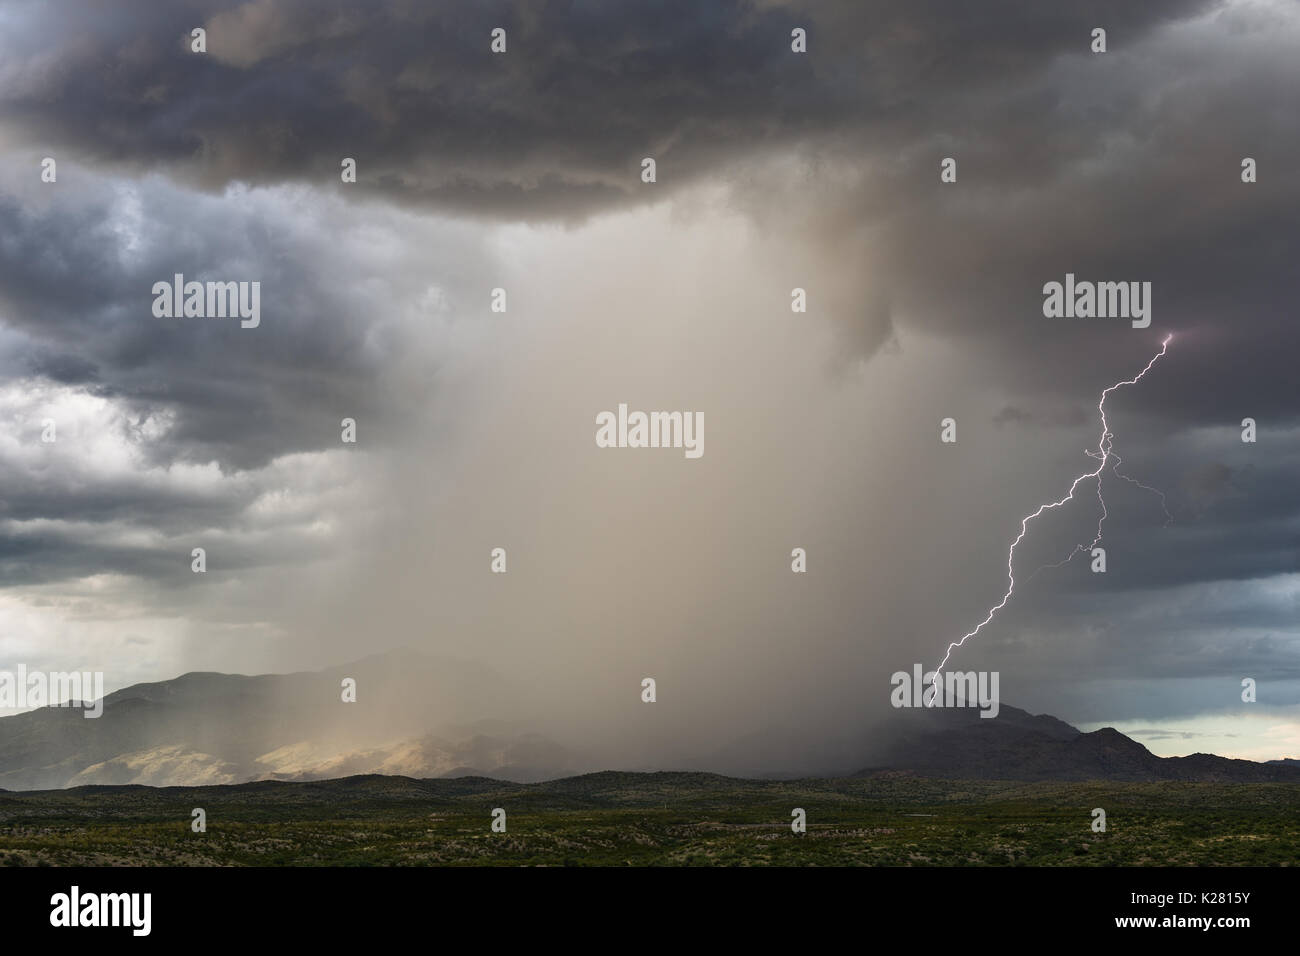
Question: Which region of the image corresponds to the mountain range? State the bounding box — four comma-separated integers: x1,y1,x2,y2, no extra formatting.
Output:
1,649,1295,790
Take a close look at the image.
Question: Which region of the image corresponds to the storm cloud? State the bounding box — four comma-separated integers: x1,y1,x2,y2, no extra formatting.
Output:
0,0,1296,766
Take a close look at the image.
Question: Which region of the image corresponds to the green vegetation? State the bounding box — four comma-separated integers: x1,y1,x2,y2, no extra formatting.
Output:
0,771,1295,866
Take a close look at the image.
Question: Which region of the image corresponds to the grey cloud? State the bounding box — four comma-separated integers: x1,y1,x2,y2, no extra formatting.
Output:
0,0,1213,221
0,177,496,471
0,0,1296,758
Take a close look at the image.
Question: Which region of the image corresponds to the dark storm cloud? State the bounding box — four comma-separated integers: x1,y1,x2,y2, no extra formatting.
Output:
0,0,1295,750
0,165,501,590
8,0,1288,411
0,0,1290,537
0,181,492,472
24,350,100,385
0,522,276,587
0,0,1210,220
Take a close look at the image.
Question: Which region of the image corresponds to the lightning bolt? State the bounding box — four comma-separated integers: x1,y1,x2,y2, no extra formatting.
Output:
932,334,1172,680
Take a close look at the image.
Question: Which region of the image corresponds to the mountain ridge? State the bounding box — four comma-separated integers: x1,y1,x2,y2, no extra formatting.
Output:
2,651,1295,788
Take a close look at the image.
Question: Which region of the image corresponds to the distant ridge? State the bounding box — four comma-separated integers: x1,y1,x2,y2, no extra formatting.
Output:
856,705,1300,783
1,653,1295,788
0,650,574,790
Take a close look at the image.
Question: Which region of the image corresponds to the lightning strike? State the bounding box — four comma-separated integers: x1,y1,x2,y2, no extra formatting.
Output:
932,335,1173,679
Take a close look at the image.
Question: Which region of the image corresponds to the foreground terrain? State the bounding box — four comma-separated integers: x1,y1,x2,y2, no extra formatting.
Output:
1,771,1296,866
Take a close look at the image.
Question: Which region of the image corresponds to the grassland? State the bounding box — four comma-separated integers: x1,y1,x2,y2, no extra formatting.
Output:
0,771,1296,866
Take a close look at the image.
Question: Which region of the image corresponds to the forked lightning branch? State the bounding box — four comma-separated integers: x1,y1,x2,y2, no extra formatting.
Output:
933,335,1174,681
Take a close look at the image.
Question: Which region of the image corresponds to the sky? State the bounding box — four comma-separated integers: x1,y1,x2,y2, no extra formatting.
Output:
0,0,1296,764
